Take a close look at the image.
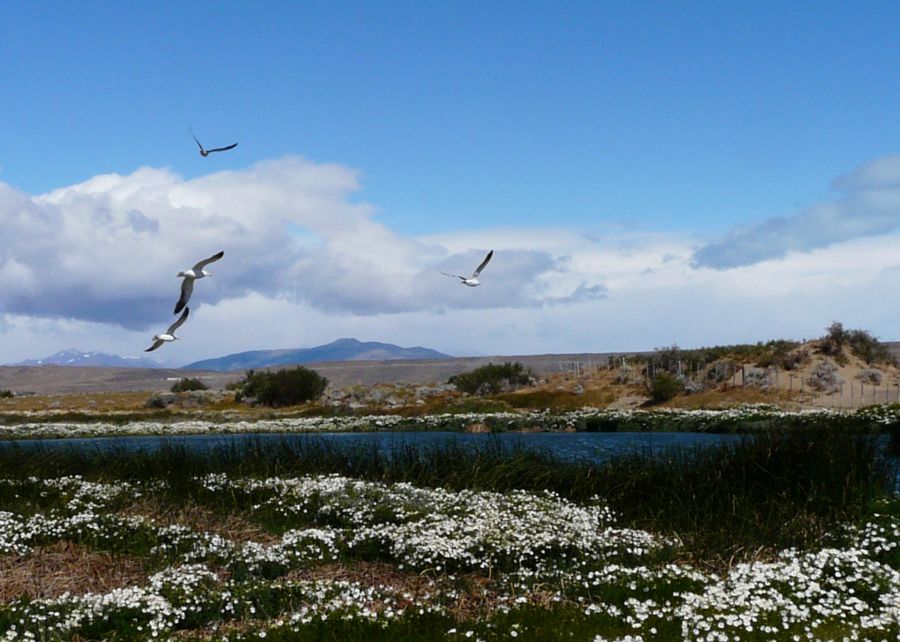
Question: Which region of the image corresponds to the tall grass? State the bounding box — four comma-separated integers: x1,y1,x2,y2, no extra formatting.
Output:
0,423,894,560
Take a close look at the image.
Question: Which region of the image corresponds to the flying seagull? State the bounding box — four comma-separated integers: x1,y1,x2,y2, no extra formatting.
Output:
174,250,224,314
190,128,238,156
145,308,190,352
441,249,493,287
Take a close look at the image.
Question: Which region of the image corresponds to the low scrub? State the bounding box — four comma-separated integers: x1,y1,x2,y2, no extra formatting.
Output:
649,372,683,403
817,321,896,366
235,367,328,407
448,362,536,395
170,377,207,393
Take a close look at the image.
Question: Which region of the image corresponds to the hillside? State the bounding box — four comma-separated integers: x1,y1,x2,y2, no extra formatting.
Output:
11,349,163,369
182,338,451,372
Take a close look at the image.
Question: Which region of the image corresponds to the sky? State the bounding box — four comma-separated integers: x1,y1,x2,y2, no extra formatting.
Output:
2,1,900,365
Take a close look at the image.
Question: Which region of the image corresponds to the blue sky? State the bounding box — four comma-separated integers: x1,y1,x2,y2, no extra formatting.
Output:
2,1,900,363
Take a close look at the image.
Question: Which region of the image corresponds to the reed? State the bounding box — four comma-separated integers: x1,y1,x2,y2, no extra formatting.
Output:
1,421,893,560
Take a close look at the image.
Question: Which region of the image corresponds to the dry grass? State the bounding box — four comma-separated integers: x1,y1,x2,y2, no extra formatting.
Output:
661,385,801,409
123,498,279,545
0,541,148,601
0,391,154,413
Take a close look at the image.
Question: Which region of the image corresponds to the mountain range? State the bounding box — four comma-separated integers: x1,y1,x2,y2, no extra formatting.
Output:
10,339,450,372
12,349,163,369
182,338,450,372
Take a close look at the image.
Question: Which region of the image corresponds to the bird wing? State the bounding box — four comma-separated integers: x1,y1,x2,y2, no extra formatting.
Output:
166,307,190,335
472,250,493,277
193,250,225,271
189,128,205,152
206,143,238,153
174,277,194,314
145,339,164,352
441,272,465,280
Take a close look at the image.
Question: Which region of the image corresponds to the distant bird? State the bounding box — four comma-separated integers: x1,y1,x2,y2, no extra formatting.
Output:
190,128,238,157
442,249,493,287
145,308,190,352
175,250,224,314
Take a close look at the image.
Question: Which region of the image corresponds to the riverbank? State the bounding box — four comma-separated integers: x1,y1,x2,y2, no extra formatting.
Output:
2,404,899,440
0,426,896,641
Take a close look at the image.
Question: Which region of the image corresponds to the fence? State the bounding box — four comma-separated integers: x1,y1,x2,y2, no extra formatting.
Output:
567,357,900,409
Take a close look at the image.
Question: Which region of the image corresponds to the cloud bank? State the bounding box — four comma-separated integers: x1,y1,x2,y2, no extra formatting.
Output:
0,158,601,330
692,155,900,269
2,154,900,366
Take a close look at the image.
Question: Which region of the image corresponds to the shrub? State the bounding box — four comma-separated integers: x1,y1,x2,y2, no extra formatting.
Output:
856,368,884,385
817,321,848,359
0,390,12,399
170,378,208,393
807,360,844,391
816,321,895,366
235,367,328,407
447,362,536,395
846,328,896,365
649,372,683,403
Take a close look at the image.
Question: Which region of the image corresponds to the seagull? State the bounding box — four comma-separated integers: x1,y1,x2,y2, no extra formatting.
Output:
190,128,238,157
145,308,190,352
174,250,224,314
442,249,493,287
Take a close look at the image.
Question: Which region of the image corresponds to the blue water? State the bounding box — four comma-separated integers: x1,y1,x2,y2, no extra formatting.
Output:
5,430,898,489
5,431,748,463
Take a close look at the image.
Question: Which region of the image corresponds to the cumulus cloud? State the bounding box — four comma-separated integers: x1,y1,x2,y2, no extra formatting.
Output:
7,153,900,366
692,155,900,269
0,157,603,329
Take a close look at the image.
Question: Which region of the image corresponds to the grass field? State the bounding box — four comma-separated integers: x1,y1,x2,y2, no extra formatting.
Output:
0,418,897,641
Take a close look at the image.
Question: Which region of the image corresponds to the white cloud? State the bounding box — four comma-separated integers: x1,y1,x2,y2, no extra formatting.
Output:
0,158,601,331
692,155,900,269
3,155,900,366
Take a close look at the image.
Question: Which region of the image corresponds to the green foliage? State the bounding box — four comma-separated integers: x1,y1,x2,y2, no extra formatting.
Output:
817,321,896,366
235,367,328,407
1,417,891,561
0,390,12,398
170,377,208,393
649,372,683,403
447,361,535,395
651,339,803,370
847,328,895,365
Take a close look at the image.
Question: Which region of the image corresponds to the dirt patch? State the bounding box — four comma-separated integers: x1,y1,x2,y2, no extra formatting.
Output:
0,541,148,601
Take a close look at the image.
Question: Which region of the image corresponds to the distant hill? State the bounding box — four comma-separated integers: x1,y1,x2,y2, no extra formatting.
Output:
12,349,163,369
182,338,451,372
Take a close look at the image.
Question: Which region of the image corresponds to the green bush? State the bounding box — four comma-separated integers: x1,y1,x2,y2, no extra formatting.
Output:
447,362,535,395
816,321,895,366
170,378,208,393
0,390,12,399
236,367,328,407
649,372,683,403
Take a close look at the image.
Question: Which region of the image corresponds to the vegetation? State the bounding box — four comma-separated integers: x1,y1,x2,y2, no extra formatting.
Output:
0,414,896,640
0,390,12,399
235,367,328,407
447,361,536,395
651,339,804,370
817,321,896,366
170,377,208,393
648,372,683,403
0,421,893,560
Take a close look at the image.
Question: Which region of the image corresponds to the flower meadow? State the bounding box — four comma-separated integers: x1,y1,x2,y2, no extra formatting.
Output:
0,465,897,641
2,403,899,440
